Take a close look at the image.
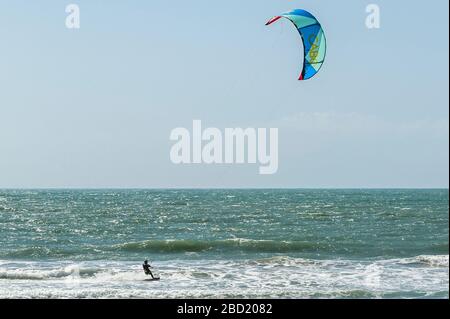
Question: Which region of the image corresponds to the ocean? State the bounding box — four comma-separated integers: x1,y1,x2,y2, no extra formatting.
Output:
0,189,448,299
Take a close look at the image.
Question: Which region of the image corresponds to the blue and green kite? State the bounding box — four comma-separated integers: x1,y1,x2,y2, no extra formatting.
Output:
266,9,327,80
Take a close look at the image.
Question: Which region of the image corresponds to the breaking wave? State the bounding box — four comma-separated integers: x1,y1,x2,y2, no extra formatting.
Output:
0,265,101,280
114,238,324,253
0,255,447,298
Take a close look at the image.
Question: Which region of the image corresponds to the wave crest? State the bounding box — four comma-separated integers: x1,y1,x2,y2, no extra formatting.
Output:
114,239,322,253
0,265,100,280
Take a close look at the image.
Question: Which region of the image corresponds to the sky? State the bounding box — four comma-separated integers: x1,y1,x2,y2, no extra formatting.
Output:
0,0,448,188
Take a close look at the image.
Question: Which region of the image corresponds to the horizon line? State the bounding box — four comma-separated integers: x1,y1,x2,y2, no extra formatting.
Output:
0,187,448,190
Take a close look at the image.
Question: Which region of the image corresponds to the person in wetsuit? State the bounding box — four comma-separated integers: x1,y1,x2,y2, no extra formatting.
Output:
143,260,155,279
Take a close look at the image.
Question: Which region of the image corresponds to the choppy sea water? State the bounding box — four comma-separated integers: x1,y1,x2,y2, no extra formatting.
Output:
0,189,448,298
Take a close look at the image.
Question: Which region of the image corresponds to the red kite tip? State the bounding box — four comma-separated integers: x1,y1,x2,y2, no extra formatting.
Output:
265,16,282,26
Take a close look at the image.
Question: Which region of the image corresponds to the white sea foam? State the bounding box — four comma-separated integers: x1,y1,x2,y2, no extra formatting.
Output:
0,256,448,299
414,255,449,267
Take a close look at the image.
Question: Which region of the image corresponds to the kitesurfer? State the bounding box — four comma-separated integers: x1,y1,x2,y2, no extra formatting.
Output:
143,260,155,279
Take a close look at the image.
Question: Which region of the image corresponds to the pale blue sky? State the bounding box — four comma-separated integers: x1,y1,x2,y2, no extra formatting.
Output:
0,0,448,188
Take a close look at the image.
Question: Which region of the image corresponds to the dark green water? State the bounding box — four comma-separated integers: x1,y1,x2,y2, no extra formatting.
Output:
0,189,448,298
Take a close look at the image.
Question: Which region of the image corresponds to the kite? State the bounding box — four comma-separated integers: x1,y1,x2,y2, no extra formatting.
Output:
266,9,327,80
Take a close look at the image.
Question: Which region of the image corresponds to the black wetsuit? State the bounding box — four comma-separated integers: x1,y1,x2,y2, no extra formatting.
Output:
143,264,154,278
